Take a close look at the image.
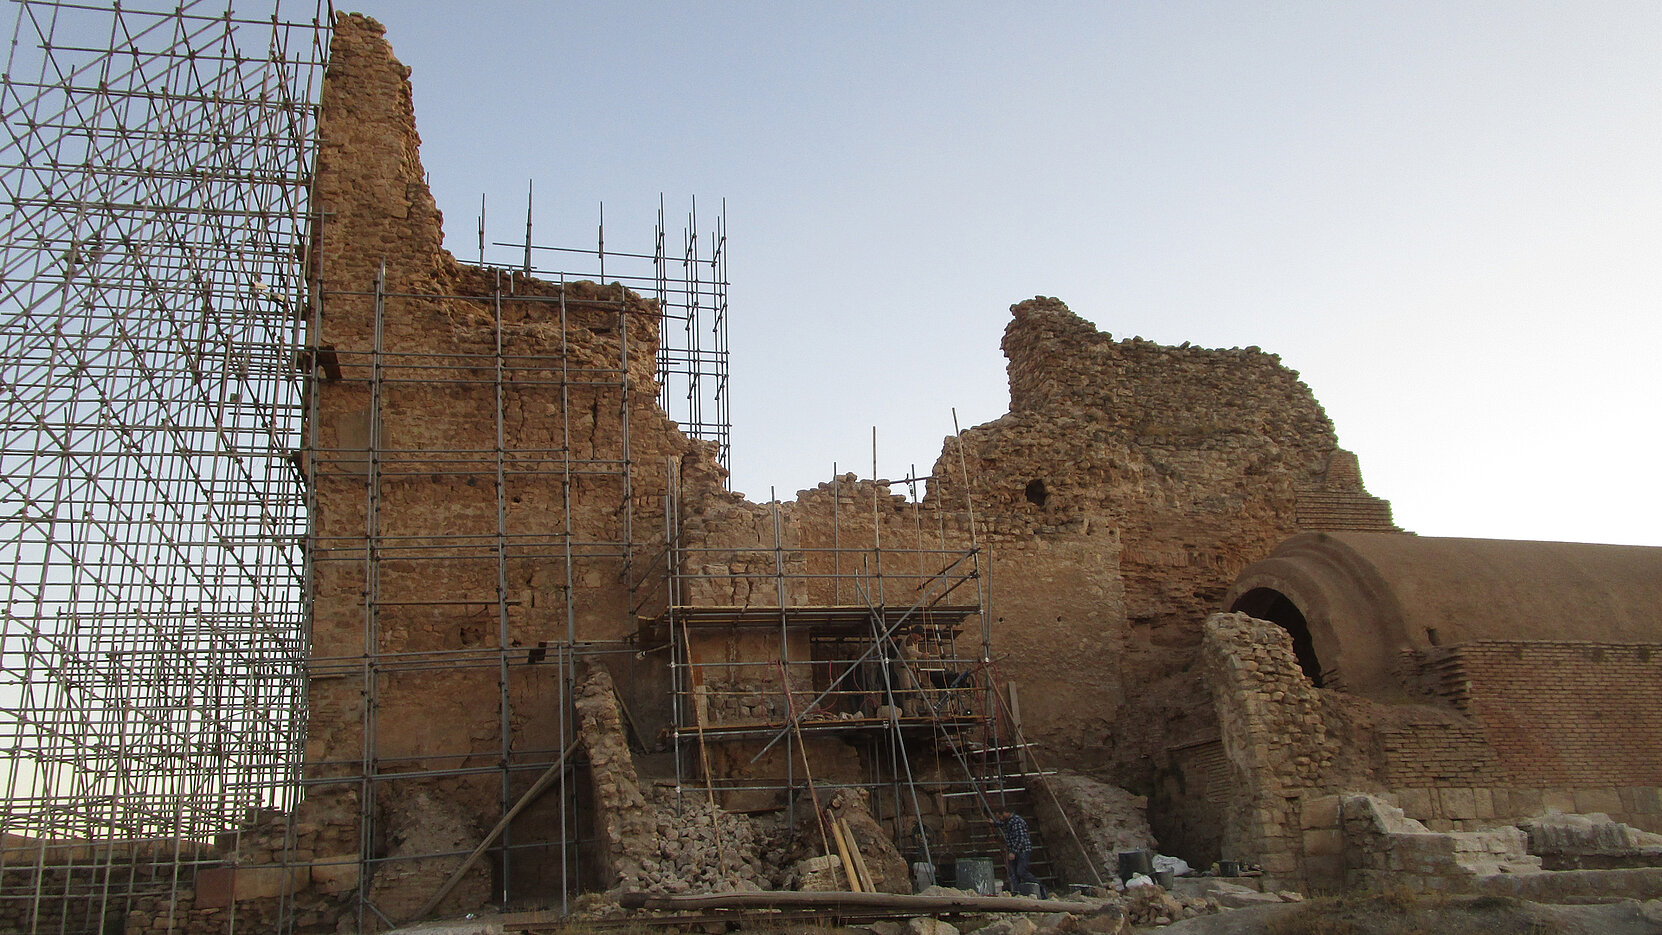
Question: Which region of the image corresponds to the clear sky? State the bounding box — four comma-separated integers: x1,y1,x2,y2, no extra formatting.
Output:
344,1,1662,546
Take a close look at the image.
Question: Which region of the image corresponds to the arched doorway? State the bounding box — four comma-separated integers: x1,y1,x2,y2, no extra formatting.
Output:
1229,587,1324,687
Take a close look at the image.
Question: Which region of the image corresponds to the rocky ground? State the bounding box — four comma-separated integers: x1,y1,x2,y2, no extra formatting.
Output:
1157,891,1662,935
377,885,1662,935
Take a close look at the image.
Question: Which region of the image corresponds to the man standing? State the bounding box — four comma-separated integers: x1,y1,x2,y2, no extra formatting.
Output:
993,806,1046,898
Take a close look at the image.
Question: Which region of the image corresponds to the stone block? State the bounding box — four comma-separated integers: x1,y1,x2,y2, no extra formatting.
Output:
309,855,361,893
1301,794,1341,830
1473,788,1494,820
1543,789,1576,814
1395,788,1432,820
1643,788,1662,815
234,865,309,901
1440,788,1476,820
195,864,308,907
1303,828,1343,858
194,867,235,909
1261,852,1297,875
908,918,961,935
1508,788,1544,818
1573,788,1623,816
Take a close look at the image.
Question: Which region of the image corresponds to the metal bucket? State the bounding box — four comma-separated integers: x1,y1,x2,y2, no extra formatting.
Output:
956,857,996,895
1117,849,1153,882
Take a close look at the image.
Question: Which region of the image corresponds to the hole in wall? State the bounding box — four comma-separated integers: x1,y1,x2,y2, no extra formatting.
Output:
1025,479,1048,508
1230,587,1323,687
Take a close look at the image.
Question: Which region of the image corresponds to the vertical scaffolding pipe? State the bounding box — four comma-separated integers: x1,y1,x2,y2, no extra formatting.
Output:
358,261,388,932
491,275,513,900
871,430,904,834
558,274,579,911
770,494,794,828
950,407,999,796
666,461,685,815
617,281,635,599
832,463,840,604
522,181,533,275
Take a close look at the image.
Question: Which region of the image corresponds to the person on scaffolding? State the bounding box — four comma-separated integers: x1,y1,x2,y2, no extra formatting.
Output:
993,805,1046,898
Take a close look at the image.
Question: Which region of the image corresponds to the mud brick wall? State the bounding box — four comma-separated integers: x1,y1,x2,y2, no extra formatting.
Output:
1450,641,1662,788
1382,722,1502,787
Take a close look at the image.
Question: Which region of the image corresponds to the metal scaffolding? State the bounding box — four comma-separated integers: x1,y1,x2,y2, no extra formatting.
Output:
0,0,327,931
648,458,1055,891
0,1,734,931
493,190,731,475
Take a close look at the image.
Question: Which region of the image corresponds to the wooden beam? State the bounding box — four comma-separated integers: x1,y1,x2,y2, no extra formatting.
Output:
617,890,1101,914
415,739,580,920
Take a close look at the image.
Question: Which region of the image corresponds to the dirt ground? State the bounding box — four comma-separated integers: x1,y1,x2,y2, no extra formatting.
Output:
1153,892,1662,935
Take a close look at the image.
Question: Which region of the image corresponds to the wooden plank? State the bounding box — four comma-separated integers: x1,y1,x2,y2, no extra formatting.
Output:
839,817,876,892
829,818,862,892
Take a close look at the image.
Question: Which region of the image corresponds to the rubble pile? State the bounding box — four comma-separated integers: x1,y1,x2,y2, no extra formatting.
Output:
1122,885,1216,926
630,787,784,894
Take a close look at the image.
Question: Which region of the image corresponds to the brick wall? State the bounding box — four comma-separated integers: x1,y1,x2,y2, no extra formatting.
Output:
1449,641,1662,789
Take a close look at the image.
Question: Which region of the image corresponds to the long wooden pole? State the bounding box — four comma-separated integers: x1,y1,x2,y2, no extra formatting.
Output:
618,890,1101,914
417,739,580,920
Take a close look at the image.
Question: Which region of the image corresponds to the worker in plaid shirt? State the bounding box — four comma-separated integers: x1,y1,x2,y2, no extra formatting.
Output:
993,806,1046,898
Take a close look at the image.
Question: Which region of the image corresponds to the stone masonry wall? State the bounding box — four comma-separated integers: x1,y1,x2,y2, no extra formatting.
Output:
683,297,1389,862
1205,617,1662,893
286,11,1397,925
277,13,723,931
1200,612,1337,887
924,299,1391,859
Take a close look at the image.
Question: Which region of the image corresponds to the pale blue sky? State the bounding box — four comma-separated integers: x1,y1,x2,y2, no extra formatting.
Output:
348,1,1662,546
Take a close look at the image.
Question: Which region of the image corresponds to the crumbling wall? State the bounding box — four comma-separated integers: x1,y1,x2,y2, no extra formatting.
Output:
1336,793,1539,893
680,297,1384,863
1203,607,1662,895
1029,772,1155,888
293,12,729,927
923,299,1392,862
296,8,1399,922
1200,612,1338,886
575,665,779,893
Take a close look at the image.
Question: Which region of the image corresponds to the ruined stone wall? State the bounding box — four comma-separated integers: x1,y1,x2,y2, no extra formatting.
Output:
1204,613,1662,893
176,13,731,932
1200,612,1338,886
655,297,1389,865
930,300,1388,778
278,10,1399,924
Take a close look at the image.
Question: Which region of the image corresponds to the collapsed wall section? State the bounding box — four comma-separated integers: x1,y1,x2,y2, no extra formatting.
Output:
1202,610,1662,894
